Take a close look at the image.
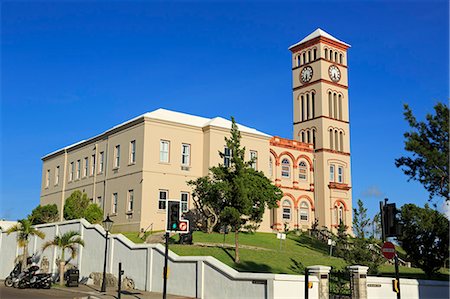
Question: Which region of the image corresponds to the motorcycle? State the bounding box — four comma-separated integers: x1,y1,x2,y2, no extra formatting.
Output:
14,265,52,289
4,262,22,287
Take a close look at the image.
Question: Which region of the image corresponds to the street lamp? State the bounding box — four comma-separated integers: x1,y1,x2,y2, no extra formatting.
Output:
101,215,113,292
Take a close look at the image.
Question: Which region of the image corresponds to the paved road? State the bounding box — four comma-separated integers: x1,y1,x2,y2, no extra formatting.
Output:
0,284,90,299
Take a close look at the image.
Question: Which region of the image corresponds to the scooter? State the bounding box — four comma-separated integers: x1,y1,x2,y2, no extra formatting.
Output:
4,262,22,287
14,265,52,289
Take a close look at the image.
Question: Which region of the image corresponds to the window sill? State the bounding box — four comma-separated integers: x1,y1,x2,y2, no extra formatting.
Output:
159,162,170,165
113,167,120,170
126,211,133,215
128,162,136,166
110,213,117,217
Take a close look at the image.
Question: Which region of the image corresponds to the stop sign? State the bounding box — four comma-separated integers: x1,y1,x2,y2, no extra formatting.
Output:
381,241,396,259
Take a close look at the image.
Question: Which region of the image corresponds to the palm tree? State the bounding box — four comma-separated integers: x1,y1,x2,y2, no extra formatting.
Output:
6,219,45,269
42,230,85,286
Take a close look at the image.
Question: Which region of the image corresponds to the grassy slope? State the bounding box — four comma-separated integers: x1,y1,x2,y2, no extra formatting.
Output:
120,230,449,280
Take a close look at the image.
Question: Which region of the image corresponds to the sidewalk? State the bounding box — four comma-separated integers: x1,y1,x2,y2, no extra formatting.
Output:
54,284,193,299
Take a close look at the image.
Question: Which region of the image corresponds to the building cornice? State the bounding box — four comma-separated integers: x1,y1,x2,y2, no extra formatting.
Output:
293,79,348,91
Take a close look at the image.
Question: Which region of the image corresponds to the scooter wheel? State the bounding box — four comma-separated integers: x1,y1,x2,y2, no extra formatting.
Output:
44,281,51,289
18,280,27,289
4,277,13,287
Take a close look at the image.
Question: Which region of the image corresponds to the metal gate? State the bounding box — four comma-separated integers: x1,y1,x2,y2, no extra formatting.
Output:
329,268,352,299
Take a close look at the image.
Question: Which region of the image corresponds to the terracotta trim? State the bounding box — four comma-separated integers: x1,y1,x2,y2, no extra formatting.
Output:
279,185,313,192
292,57,347,70
295,154,314,170
315,148,351,156
289,36,350,53
293,78,348,90
270,136,314,152
333,199,349,211
278,151,296,165
328,182,352,191
294,115,349,125
296,194,315,211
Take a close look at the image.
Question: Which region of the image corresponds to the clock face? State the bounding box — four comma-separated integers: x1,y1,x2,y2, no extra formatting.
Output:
300,66,313,83
329,65,341,82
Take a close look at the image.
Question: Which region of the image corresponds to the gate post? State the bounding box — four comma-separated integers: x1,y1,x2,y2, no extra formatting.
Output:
348,265,368,299
307,265,331,299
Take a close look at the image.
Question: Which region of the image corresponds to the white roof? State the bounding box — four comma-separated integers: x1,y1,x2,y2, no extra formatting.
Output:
288,28,351,50
42,108,271,159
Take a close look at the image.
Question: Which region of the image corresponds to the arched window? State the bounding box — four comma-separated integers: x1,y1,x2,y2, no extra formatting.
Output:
313,48,317,60
301,95,305,121
333,93,338,119
303,53,306,64
306,93,310,120
330,50,333,61
339,131,343,152
329,129,333,150
328,92,332,117
308,50,311,62
307,130,311,143
300,201,309,221
335,130,339,151
269,157,273,178
312,129,316,148
325,48,328,60
335,203,345,224
282,200,291,220
298,161,307,180
281,158,290,178
335,52,338,62
339,53,343,64
338,94,342,120
301,131,305,142
296,55,301,67
311,92,315,118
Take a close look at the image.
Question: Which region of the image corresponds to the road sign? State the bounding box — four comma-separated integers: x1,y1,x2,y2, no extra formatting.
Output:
166,200,189,234
179,221,187,231
381,241,396,259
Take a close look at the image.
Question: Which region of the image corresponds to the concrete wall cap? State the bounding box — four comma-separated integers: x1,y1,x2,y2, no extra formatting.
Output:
347,265,369,272
307,265,332,272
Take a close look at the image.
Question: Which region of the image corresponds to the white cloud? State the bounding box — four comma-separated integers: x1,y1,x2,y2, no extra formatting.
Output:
361,186,384,198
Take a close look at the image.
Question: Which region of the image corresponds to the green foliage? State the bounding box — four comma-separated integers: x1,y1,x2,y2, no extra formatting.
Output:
63,190,103,224
353,199,370,238
188,117,283,262
83,204,103,224
28,204,59,225
42,230,85,260
334,221,349,259
6,219,45,268
64,190,90,220
398,203,449,278
395,103,449,201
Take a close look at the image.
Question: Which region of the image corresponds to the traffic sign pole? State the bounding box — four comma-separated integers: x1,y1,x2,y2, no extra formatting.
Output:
394,254,401,299
162,232,169,299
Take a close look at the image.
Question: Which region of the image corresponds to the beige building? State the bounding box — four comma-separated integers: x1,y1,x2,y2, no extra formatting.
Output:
40,29,352,233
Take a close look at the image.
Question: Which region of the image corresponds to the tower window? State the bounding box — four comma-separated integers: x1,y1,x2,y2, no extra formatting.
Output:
329,129,333,150
311,92,315,118
340,131,344,152
338,94,342,120
313,49,317,60
325,48,328,60
303,53,306,64
339,53,343,64
301,131,305,142
308,50,311,62
335,52,338,62
338,166,344,183
301,95,305,121
330,165,335,182
335,130,339,151
330,50,333,61
328,92,333,117
313,129,316,148
307,130,311,143
306,93,310,120
297,55,301,67
281,158,290,178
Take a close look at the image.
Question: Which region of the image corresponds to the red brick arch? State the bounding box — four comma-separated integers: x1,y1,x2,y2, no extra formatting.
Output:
279,152,296,168
278,193,296,207
296,195,315,210
333,199,349,211
295,155,314,171
270,149,279,165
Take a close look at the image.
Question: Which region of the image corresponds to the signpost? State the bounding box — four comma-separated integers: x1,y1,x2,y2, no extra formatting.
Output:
381,242,396,260
163,200,189,299
276,232,286,250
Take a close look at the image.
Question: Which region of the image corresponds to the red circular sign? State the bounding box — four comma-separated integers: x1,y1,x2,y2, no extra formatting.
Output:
381,242,396,259
179,222,187,231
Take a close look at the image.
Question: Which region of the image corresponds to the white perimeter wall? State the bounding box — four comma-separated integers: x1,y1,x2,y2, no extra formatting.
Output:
367,276,449,299
0,219,319,299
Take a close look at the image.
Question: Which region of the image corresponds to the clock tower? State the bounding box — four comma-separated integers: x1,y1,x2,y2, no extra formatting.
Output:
289,29,352,232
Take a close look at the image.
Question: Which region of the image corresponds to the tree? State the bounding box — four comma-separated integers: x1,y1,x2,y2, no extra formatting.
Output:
397,203,449,278
64,190,90,220
83,204,103,224
28,204,59,225
334,221,349,260
63,190,103,224
188,117,282,263
6,219,45,269
395,103,449,202
352,199,370,239
370,212,382,240
42,230,85,286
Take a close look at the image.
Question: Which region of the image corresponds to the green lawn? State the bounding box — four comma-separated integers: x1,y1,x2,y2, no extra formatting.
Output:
121,230,449,280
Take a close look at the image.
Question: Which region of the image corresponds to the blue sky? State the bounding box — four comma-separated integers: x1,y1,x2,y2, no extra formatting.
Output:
1,1,448,221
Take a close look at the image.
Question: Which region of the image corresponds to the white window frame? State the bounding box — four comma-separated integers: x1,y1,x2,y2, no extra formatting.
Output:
250,150,257,170
70,162,74,181
99,152,104,174
224,147,232,167
91,154,96,176
330,165,335,182
298,161,307,180
158,190,168,210
181,144,190,166
160,140,170,163
180,192,189,213
114,145,121,168
130,140,136,164
76,160,81,179
300,201,309,221
338,166,343,183
55,166,60,185
45,169,50,188
127,190,134,212
281,158,290,178
282,200,291,220
112,193,118,214
83,157,88,177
